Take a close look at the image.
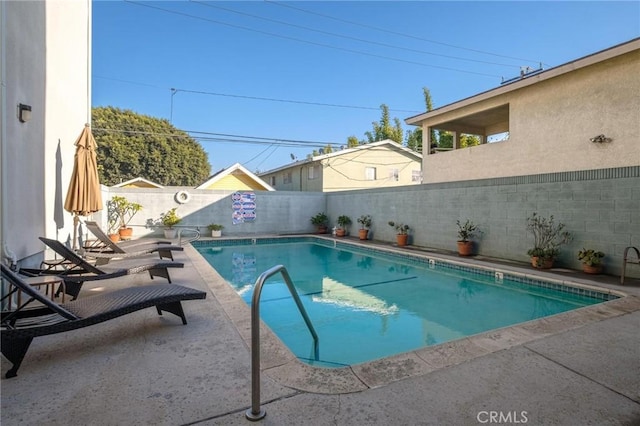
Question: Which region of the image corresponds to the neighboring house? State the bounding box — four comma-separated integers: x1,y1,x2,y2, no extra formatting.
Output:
196,162,274,191
1,1,90,266
112,177,164,189
259,140,423,192
406,38,640,184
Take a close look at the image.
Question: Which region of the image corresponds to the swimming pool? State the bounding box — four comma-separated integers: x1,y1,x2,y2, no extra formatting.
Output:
195,237,617,367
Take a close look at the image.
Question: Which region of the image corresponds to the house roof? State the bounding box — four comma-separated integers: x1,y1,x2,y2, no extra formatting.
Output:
405,37,640,125
111,177,164,188
196,162,275,191
258,139,422,175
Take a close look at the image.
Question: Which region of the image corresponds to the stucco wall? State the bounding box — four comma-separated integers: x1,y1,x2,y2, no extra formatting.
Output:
421,49,640,183
1,0,97,266
321,147,421,191
97,187,327,239
2,1,47,263
259,144,421,192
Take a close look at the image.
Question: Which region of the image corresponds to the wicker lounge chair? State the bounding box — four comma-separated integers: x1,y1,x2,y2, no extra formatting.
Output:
1,264,206,378
83,221,181,262
20,237,184,300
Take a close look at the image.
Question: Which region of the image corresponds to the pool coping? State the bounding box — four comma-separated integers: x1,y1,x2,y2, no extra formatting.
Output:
187,235,640,395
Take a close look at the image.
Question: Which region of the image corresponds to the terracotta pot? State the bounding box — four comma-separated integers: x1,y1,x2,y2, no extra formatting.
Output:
118,227,133,240
358,229,369,240
108,233,121,243
396,234,409,247
531,256,554,269
582,264,602,274
317,226,328,234
336,228,346,237
457,241,473,256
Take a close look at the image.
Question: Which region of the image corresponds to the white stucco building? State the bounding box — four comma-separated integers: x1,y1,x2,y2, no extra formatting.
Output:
406,39,640,184
1,0,92,266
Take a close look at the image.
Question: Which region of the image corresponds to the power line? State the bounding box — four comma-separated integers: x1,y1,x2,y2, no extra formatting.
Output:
192,0,524,69
175,88,421,113
93,76,420,114
266,0,546,65
92,126,332,148
124,0,501,78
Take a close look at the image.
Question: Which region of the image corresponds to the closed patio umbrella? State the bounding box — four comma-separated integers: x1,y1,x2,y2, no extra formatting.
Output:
64,124,102,249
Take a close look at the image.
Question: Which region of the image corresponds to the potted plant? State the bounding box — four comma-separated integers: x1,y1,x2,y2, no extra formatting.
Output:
108,195,142,240
456,219,479,256
310,212,329,234
106,216,121,242
526,213,572,269
161,208,181,238
207,223,224,238
336,215,352,237
388,221,410,247
578,249,605,274
357,215,372,240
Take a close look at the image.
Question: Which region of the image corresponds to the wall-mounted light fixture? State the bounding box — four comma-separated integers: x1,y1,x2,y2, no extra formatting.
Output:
18,103,32,123
590,134,612,144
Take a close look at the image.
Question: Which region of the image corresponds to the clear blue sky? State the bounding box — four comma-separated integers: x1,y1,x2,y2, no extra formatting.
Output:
92,1,639,174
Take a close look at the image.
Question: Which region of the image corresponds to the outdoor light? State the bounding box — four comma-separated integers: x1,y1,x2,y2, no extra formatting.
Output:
18,103,32,123
590,134,611,143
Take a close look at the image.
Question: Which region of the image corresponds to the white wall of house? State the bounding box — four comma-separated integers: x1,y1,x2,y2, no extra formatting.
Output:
45,0,92,247
260,142,422,192
0,0,89,266
321,145,422,191
415,43,640,184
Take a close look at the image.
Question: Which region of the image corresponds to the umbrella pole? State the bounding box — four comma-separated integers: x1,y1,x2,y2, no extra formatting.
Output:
72,215,79,250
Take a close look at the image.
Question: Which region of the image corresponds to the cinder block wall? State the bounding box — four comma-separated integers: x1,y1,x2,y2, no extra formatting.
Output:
102,166,639,278
326,167,639,278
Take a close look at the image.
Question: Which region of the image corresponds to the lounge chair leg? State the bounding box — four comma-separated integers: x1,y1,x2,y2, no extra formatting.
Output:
149,268,171,283
156,301,188,325
57,280,83,300
158,249,174,261
1,335,33,378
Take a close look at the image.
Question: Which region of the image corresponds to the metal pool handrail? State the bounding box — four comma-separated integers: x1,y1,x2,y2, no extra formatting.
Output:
246,264,318,421
178,227,200,246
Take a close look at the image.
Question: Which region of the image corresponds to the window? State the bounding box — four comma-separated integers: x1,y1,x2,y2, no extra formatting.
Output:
269,176,276,186
283,172,292,184
365,167,376,181
412,170,422,182
388,168,399,181
308,165,320,180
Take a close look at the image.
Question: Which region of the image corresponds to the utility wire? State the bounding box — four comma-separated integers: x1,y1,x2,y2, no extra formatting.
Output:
267,0,546,65
192,0,524,69
175,87,421,113
92,126,332,148
93,76,420,114
124,0,500,78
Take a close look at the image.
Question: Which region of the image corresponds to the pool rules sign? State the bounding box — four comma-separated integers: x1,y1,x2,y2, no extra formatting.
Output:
232,191,256,224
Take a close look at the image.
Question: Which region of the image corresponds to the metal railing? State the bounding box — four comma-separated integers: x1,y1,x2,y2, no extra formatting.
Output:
245,265,318,421
178,227,200,246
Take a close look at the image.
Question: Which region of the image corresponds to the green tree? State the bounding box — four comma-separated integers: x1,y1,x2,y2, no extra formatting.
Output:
346,135,360,148
460,134,481,148
365,104,403,144
405,87,435,153
92,106,211,186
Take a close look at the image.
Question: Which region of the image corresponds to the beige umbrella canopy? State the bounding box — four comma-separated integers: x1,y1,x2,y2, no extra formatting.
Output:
64,124,102,248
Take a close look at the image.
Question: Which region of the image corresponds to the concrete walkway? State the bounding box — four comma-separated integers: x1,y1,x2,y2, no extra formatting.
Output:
2,239,639,425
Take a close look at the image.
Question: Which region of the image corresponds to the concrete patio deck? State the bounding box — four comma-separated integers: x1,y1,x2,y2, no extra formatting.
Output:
2,237,639,425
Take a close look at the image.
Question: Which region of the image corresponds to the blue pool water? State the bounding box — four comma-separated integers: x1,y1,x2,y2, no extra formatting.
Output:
196,239,611,367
